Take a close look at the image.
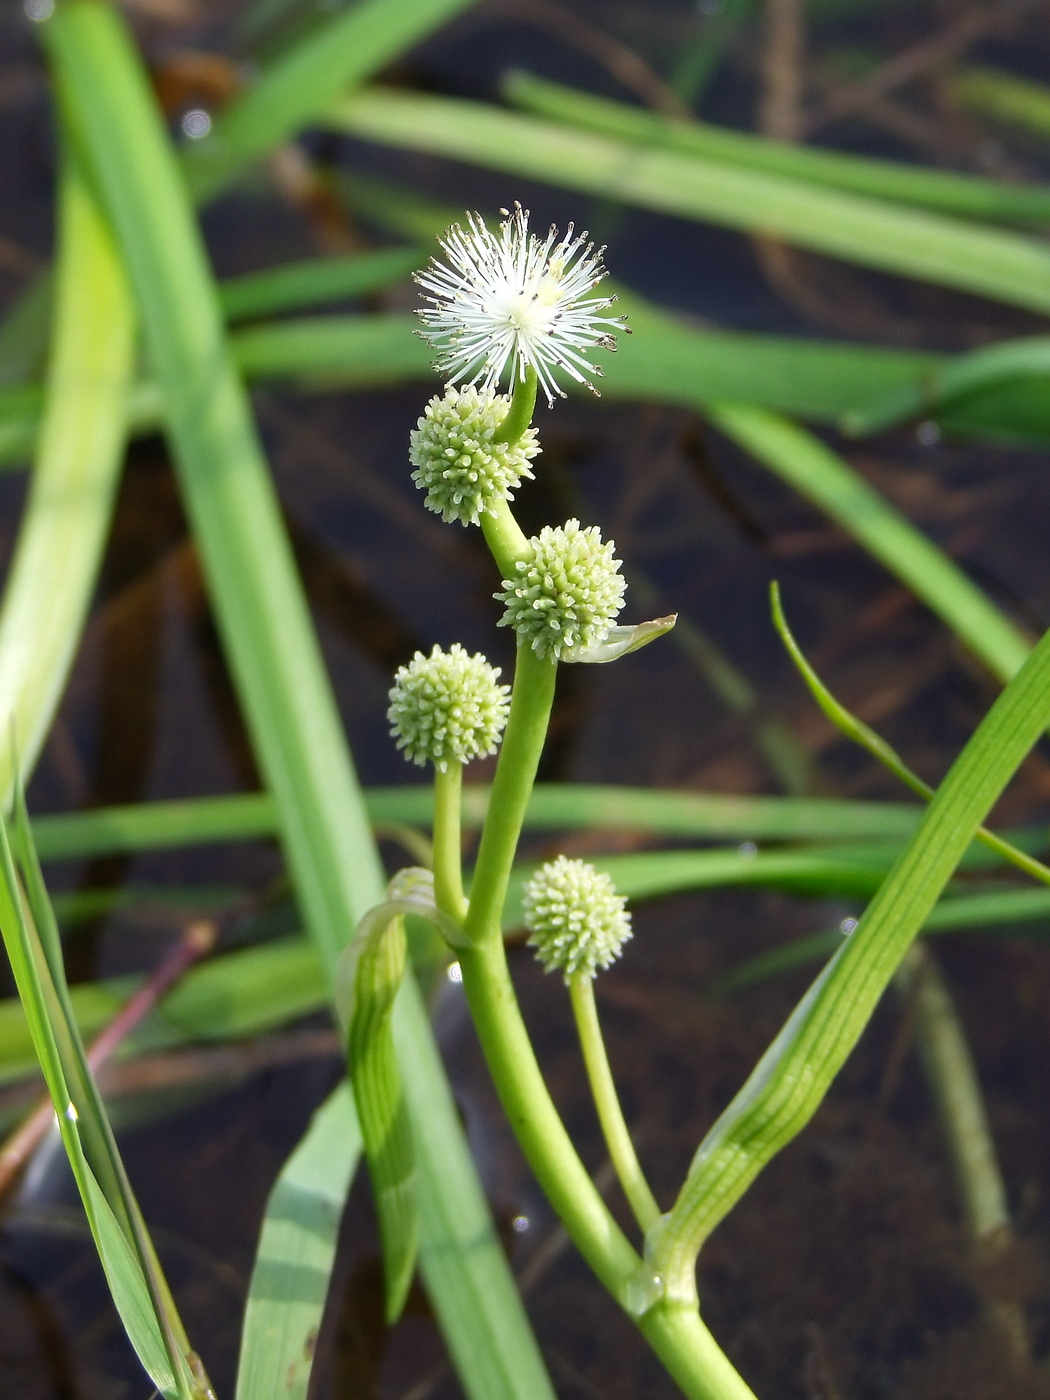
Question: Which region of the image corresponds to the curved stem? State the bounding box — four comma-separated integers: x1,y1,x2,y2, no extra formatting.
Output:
432,761,467,922
570,974,660,1232
459,936,637,1289
492,364,537,446
458,933,757,1400
463,643,556,946
481,497,530,580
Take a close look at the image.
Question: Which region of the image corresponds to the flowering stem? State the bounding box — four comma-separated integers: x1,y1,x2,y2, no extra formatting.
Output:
456,935,756,1400
492,365,538,446
463,641,557,946
432,761,468,923
569,973,661,1232
481,498,530,579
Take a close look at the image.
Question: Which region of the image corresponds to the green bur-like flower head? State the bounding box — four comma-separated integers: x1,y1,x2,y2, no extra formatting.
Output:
496,519,626,659
523,855,632,981
388,644,510,771
410,386,540,525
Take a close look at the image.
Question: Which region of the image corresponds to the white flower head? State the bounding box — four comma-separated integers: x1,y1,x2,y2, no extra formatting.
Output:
415,203,629,407
524,856,632,981
410,385,540,525
495,518,626,659
388,644,510,771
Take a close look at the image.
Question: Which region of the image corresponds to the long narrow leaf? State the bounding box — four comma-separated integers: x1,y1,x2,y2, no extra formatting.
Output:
951,66,1050,140
715,886,1050,994
505,69,1050,224
707,404,1033,682
846,334,1050,436
8,303,1050,476
43,12,556,1400
0,803,198,1398
182,0,480,203
0,154,133,802
27,785,927,862
648,622,1050,1299
329,88,1050,316
219,245,423,322
235,1083,361,1400
770,581,1050,885
337,899,418,1323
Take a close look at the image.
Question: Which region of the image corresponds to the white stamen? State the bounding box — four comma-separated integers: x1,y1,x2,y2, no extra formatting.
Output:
415,203,629,407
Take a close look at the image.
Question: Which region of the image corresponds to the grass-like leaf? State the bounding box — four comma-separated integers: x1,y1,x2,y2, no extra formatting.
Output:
0,153,133,802
182,0,481,203
28,784,928,863
845,334,1050,436
0,791,204,1398
713,885,1050,995
505,69,1050,224
770,580,1050,885
647,621,1050,1302
707,404,1033,683
951,66,1050,140
219,245,424,322
235,1082,361,1400
43,10,556,1400
6,298,1050,476
329,88,1050,316
337,897,418,1324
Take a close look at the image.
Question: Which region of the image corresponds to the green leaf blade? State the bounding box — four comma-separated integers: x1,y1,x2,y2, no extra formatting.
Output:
236,1084,362,1400
329,88,1050,316
649,622,1050,1300
339,908,418,1324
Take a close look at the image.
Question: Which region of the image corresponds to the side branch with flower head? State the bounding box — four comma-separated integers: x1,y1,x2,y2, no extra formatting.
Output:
350,203,755,1400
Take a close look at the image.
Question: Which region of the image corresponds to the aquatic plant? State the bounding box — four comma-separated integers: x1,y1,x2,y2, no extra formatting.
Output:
3,2,1050,1397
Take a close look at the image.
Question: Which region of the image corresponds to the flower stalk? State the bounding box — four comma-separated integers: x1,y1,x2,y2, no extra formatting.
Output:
569,973,661,1232
389,200,755,1400
432,761,467,923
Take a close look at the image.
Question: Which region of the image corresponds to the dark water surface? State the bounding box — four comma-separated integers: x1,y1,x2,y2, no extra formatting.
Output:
3,1,1050,1396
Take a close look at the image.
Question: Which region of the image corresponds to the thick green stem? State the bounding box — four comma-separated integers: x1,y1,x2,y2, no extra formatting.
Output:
457,628,754,1398
492,364,537,446
570,973,660,1232
459,936,637,1288
432,761,467,923
458,933,756,1400
481,497,530,580
463,643,556,946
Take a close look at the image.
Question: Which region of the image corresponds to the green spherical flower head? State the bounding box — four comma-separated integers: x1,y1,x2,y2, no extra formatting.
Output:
523,855,632,982
388,644,510,771
495,518,626,659
410,386,540,526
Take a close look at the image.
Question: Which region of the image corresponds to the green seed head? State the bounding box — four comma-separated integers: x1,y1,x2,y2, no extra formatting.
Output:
388,644,510,771
410,385,540,525
523,855,632,981
495,518,626,659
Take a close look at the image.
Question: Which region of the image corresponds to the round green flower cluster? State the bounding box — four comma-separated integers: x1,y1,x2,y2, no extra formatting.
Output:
388,644,510,771
409,386,540,525
523,855,632,981
495,519,626,658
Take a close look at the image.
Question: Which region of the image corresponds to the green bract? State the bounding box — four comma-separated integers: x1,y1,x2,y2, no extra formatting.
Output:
523,855,632,981
388,643,511,771
495,519,626,659
410,385,540,525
